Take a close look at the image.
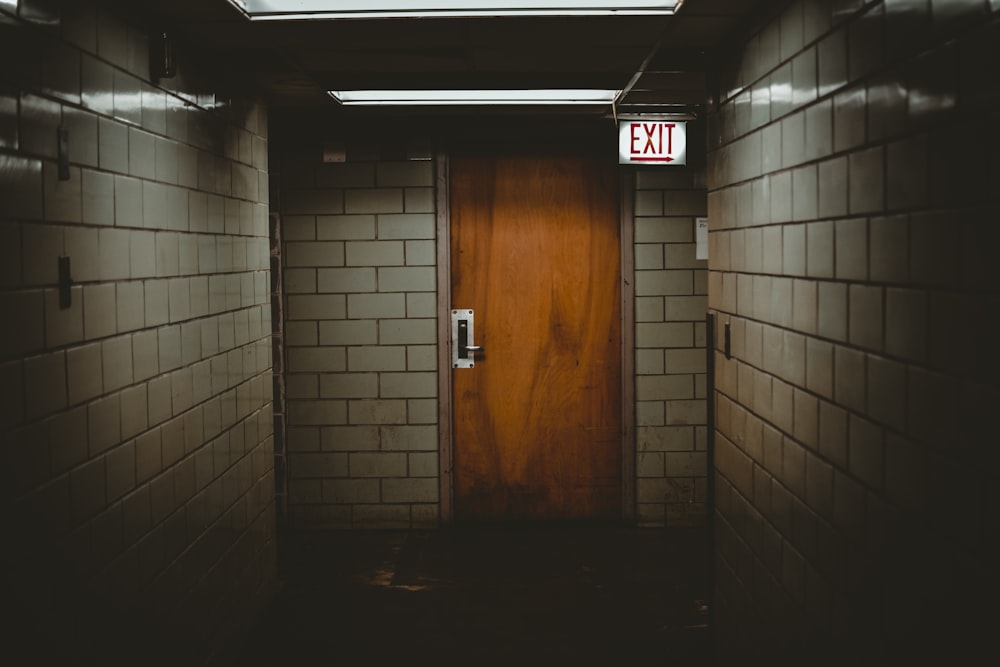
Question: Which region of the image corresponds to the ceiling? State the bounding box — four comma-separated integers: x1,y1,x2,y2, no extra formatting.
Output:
105,0,769,115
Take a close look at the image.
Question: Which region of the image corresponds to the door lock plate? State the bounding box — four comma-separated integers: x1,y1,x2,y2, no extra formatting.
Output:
451,309,480,368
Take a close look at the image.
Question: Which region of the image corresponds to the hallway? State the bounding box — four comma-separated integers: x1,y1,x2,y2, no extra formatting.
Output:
237,526,712,665
3,1,998,663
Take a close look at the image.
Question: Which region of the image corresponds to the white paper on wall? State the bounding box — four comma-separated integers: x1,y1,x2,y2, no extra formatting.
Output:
696,217,708,260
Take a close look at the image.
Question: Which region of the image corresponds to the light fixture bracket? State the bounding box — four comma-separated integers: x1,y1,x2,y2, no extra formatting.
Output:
227,1,678,21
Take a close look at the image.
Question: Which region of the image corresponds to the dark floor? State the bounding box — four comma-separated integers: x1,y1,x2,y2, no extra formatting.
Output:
237,524,713,666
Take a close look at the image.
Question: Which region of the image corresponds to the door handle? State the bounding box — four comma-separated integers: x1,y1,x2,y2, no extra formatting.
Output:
452,309,482,368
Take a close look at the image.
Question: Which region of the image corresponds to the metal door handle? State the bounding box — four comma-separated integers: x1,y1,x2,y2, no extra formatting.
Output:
452,309,481,368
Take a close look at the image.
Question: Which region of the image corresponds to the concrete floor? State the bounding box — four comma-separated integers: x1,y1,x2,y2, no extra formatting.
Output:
237,524,713,666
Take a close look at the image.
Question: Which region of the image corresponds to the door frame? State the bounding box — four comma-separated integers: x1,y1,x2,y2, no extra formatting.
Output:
435,151,636,523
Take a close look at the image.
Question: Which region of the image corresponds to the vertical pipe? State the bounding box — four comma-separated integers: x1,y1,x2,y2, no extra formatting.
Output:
436,151,455,524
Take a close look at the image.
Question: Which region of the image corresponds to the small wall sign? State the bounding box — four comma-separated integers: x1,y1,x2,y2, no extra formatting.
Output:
618,120,687,165
696,217,708,260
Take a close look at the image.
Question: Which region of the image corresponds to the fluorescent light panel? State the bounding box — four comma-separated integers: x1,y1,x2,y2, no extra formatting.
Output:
330,89,621,106
228,1,677,20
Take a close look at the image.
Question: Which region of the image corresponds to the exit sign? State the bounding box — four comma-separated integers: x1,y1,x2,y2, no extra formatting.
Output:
618,121,687,165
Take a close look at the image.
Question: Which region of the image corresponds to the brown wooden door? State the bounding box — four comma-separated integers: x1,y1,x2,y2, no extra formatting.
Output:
450,152,622,521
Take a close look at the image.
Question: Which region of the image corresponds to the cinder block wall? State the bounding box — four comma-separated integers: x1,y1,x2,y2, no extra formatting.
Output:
633,168,709,526
275,137,439,529
0,2,277,663
706,0,998,661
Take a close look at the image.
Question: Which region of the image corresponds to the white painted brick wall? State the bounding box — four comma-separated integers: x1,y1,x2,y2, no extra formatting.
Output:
633,167,709,527
281,150,439,529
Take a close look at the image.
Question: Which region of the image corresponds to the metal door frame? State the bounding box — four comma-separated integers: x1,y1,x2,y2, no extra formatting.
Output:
435,151,636,523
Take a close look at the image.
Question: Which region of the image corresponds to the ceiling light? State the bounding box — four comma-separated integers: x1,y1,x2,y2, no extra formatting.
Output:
227,1,678,20
329,89,622,106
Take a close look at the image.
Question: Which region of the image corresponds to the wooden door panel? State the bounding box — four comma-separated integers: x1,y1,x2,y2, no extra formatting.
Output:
451,154,621,520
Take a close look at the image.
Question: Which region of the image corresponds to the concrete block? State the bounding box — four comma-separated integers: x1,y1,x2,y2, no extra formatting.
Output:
285,241,345,267
636,322,693,348
635,270,693,296
382,478,438,503
665,349,706,374
404,346,436,372
407,398,438,424
635,349,664,375
664,451,707,477
405,240,436,266
636,375,693,401
347,346,406,372
379,319,436,345
320,373,378,398
637,452,665,477
638,425,695,451
378,267,436,292
317,267,376,293
316,214,376,240
377,161,434,187
287,294,347,320
283,189,345,215
636,297,665,323
322,478,380,504
285,322,319,347
635,190,663,216
635,244,664,270
347,293,405,319
284,268,317,293
408,452,438,477
349,399,407,425
289,479,321,504
319,320,377,346
288,452,349,478
287,426,321,452
345,188,403,214
321,426,380,451
283,215,317,241
380,425,437,451
378,213,436,239
665,400,707,425
636,401,665,426
663,295,708,321
406,293,437,318
380,372,437,398
349,452,407,477
404,187,435,213
288,400,348,426
346,241,404,266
